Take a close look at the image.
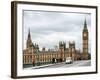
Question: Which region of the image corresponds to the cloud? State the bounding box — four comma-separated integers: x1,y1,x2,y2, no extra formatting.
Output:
23,10,91,52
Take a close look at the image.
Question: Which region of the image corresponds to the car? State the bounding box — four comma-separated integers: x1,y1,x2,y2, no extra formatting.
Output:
65,57,73,64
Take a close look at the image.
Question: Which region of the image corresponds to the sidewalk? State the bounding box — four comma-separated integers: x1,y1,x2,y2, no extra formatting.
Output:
25,62,65,69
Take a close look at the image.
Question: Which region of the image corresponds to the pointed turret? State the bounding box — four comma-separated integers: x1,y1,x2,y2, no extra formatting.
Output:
26,28,33,48
28,28,31,39
83,18,88,31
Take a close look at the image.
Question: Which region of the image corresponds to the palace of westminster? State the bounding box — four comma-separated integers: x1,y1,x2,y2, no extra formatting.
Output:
23,19,90,65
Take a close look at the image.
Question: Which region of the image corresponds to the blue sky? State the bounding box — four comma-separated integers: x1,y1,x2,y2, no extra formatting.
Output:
23,10,91,52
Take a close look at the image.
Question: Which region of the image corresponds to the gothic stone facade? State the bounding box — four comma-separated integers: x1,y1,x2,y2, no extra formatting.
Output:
23,19,89,65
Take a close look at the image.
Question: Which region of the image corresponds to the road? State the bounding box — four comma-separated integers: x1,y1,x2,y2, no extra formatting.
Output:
46,60,91,68
28,60,91,69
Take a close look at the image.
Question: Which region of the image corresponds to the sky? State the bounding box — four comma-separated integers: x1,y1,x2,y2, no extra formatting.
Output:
23,10,91,52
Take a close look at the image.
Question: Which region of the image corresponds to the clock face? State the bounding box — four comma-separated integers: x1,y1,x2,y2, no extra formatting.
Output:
83,33,87,37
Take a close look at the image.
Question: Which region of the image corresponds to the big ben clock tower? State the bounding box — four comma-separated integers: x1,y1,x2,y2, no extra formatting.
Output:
82,19,89,60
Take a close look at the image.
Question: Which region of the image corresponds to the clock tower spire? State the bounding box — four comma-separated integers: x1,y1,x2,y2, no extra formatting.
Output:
82,18,89,60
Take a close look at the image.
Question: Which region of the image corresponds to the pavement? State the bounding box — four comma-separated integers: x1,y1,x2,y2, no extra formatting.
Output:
25,62,65,69
47,60,91,68
25,60,91,69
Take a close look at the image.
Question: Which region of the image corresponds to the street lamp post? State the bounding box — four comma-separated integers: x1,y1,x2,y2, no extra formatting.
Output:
37,51,40,66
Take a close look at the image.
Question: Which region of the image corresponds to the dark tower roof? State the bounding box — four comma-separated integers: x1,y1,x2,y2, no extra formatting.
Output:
83,18,88,31
26,28,33,48
28,28,31,39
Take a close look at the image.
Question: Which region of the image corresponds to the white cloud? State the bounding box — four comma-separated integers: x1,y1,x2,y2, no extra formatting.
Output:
23,10,91,52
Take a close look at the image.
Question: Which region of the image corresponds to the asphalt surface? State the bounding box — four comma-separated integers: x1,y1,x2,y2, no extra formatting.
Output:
25,60,91,69
46,60,91,68
27,60,91,69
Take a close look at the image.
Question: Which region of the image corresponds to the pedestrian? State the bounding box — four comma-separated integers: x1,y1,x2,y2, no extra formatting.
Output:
32,60,35,66
55,59,57,63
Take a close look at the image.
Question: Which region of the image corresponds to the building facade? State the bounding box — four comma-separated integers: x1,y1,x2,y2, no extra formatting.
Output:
23,19,90,65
